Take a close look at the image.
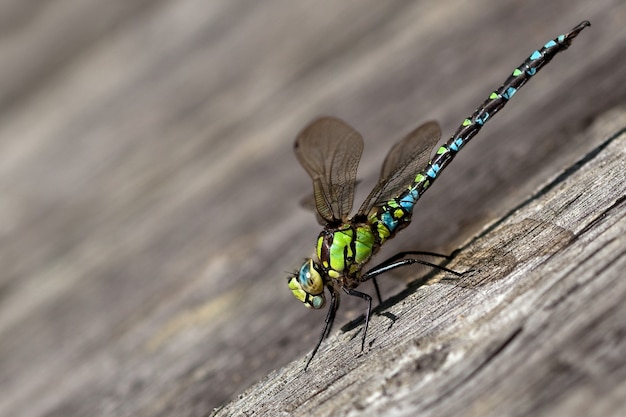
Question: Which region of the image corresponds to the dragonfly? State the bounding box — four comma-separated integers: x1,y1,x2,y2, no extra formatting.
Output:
287,21,590,370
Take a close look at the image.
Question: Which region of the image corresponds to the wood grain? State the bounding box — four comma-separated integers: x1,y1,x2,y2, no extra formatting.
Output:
0,1,624,416
214,113,626,417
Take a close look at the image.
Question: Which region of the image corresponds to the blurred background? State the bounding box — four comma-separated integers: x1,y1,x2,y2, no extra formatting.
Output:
0,0,624,416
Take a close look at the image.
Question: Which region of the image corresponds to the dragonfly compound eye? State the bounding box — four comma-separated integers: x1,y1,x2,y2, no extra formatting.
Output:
298,259,324,295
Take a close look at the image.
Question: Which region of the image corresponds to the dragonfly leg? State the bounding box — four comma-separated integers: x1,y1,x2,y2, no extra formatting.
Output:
372,250,454,271
362,251,462,281
367,251,457,304
304,285,339,371
343,287,373,352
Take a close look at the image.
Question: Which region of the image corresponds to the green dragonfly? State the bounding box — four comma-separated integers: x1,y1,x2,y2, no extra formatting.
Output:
287,21,590,370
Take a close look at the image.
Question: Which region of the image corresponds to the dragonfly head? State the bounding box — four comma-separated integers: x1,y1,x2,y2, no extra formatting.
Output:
287,258,326,309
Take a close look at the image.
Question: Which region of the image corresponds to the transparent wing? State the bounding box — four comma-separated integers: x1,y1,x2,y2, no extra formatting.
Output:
294,117,364,223
299,180,362,226
357,121,441,214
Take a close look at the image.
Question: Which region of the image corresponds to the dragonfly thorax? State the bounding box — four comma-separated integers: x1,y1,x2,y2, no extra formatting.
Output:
316,222,377,285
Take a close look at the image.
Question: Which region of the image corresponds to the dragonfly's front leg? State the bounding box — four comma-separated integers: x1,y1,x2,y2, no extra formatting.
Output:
304,285,339,371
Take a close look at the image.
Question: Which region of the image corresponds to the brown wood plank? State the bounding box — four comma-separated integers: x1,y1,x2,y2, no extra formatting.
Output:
215,112,626,417
0,0,624,416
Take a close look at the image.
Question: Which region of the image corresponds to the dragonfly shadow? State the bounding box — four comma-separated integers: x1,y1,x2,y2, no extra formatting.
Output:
454,218,575,287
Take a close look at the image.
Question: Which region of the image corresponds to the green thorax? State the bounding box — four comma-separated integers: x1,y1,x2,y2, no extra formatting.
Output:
316,222,377,284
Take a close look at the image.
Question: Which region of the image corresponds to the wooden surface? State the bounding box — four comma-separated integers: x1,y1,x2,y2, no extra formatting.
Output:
0,1,624,416
215,114,626,417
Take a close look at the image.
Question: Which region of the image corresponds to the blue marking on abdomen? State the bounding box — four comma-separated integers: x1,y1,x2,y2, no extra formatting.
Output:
450,137,463,152
426,164,440,178
530,50,542,60
544,40,557,48
399,188,419,210
381,211,398,232
503,87,517,99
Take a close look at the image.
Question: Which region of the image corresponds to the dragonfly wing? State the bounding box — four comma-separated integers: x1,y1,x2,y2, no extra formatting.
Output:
358,121,441,214
300,180,363,225
294,117,364,223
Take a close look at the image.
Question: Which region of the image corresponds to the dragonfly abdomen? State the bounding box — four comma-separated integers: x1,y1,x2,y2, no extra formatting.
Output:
368,21,591,248
368,184,423,244
426,21,590,182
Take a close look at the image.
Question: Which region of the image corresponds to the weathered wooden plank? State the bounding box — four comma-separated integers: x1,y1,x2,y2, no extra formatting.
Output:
213,112,626,417
0,0,625,416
